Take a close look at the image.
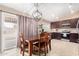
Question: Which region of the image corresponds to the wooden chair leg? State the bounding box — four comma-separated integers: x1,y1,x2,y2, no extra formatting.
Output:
23,49,25,56
38,50,40,56
21,51,24,56
44,46,46,56
23,51,24,56
47,47,48,53
49,40,51,50
45,50,46,56
38,48,40,56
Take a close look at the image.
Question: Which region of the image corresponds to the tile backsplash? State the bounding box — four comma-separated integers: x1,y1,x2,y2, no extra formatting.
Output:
51,28,78,33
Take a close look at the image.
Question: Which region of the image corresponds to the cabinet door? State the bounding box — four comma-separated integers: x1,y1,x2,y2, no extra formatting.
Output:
57,21,61,28
61,20,70,28
51,32,61,39
70,19,78,28
70,33,78,43
51,22,57,28
51,22,61,28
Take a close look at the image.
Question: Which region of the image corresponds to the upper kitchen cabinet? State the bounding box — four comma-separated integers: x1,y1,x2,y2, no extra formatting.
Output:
61,20,70,28
51,18,79,29
70,18,78,28
51,20,71,29
51,21,61,28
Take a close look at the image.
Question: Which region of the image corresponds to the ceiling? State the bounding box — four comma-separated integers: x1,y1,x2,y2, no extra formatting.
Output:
1,3,79,22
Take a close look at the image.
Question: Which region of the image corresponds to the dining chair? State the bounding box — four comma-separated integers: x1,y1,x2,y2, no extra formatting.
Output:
19,33,28,56
33,32,50,56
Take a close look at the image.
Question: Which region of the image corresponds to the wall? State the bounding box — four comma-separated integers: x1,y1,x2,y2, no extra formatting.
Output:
38,20,51,32
0,5,30,17
51,28,78,33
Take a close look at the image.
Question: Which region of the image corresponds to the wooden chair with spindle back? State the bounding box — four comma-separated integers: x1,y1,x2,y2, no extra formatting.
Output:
19,33,28,56
33,32,50,56
40,32,49,54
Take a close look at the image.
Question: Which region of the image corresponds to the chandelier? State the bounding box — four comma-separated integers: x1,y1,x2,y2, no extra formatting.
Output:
32,3,42,22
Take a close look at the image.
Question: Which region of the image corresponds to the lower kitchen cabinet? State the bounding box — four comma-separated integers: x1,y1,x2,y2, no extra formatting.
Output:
51,32,61,40
51,32,79,43
70,33,78,43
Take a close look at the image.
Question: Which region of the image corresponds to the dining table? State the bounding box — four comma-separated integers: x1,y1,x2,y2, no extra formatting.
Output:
25,36,51,56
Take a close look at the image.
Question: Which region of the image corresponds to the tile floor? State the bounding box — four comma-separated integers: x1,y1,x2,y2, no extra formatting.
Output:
0,39,79,56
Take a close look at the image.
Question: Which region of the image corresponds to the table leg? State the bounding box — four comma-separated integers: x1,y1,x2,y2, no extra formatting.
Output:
28,41,33,56
49,40,51,50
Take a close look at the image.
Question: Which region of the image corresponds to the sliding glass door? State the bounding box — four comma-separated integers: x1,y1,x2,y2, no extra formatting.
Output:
1,12,18,52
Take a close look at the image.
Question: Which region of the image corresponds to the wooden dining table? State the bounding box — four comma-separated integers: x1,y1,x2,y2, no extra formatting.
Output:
25,36,51,56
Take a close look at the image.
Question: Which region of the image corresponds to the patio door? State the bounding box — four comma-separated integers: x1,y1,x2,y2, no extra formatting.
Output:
1,12,18,52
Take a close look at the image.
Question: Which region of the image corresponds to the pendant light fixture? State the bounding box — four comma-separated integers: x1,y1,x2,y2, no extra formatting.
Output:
32,3,42,22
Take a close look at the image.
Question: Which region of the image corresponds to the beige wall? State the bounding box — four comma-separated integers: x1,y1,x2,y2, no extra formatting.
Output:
38,20,51,32
0,5,30,17
51,28,78,33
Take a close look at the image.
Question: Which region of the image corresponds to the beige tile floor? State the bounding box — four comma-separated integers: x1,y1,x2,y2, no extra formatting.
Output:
0,39,79,56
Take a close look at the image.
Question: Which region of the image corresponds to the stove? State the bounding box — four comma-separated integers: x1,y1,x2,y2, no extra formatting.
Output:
61,31,70,39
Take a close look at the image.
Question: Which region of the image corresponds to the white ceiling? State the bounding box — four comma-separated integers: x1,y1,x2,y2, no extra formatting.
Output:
1,3,79,22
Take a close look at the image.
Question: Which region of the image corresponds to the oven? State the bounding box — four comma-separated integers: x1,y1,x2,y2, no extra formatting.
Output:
61,30,70,39
61,32,70,39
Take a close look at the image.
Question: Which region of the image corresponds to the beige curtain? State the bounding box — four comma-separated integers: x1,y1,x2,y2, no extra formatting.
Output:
18,15,38,47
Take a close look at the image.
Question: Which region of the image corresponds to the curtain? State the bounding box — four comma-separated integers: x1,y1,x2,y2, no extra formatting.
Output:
18,15,38,47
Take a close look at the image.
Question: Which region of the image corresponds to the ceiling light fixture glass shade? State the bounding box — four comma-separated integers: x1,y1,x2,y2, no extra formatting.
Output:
32,3,42,22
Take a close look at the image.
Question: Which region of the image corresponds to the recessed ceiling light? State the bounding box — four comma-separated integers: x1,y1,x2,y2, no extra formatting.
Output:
68,4,74,14
68,3,73,9
56,17,59,19
71,9,74,14
52,14,55,17
69,5,72,9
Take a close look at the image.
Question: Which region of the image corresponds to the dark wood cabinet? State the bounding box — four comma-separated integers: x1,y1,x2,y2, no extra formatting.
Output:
51,21,61,28
51,32,79,43
51,18,79,28
70,33,78,43
70,19,78,28
51,18,79,43
51,32,61,39
61,20,70,28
